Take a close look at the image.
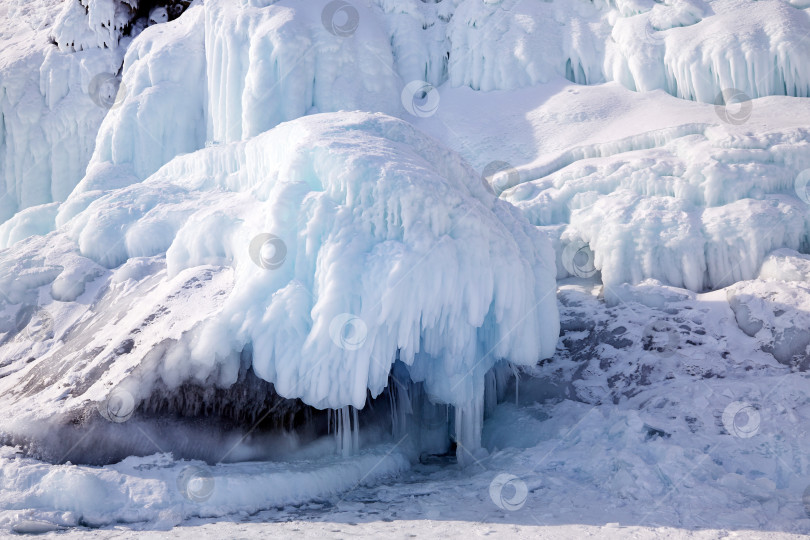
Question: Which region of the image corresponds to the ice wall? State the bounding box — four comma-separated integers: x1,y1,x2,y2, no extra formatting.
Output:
0,0,123,226
4,0,810,233
607,0,810,101
204,0,400,145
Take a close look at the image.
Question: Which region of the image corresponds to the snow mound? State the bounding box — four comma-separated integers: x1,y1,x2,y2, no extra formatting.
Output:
758,248,810,283
0,112,558,455
727,280,810,368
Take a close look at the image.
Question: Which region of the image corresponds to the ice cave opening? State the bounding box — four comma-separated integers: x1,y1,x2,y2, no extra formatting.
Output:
4,354,517,469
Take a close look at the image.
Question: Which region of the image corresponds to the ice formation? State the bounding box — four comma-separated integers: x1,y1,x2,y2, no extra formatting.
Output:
0,0,808,462
1,0,810,533
0,111,559,464
4,0,810,225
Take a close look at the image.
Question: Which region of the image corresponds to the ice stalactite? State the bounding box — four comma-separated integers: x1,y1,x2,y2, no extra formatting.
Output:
387,363,452,458
382,361,516,464
330,406,360,458
453,380,486,467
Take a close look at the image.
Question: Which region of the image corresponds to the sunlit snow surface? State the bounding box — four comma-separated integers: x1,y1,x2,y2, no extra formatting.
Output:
1,0,810,536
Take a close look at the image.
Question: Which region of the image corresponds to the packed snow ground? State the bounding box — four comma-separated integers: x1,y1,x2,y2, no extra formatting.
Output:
1,0,810,537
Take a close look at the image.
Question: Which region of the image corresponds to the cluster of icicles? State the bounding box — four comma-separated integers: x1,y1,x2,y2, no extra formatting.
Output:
326,362,514,464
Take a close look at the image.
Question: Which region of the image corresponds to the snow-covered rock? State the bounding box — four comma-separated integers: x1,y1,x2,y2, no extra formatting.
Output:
0,112,559,461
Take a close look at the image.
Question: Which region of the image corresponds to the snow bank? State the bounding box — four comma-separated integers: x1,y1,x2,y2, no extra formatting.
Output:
0,446,410,530
727,279,810,367
758,248,810,283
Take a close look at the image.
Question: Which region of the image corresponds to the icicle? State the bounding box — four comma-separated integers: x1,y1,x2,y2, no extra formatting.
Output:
334,405,359,457
484,369,497,417
352,407,359,453
454,379,486,467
